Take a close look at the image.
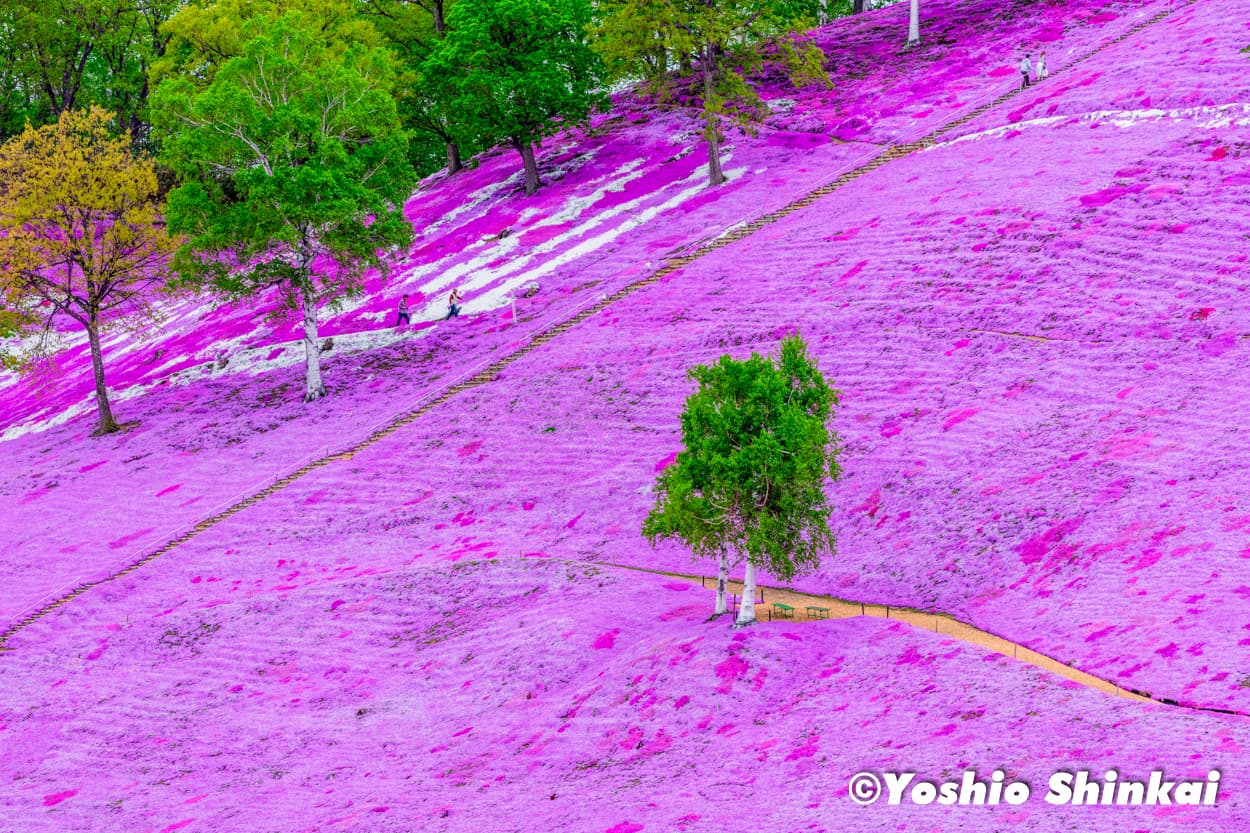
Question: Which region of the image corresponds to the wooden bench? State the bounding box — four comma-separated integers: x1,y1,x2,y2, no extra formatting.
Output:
772,602,795,619
806,606,831,619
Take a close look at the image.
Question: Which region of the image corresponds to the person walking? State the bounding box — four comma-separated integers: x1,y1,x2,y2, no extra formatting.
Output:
395,294,411,327
1020,53,1033,88
444,287,463,320
1037,49,1048,81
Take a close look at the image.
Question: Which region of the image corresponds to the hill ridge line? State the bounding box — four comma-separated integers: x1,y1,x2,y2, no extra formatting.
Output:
0,0,1191,652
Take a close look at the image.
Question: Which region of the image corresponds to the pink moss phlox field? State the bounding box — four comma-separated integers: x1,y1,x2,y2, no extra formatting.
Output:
0,0,1160,621
68,0,1241,713
4,0,1250,830
2,562,1246,832
1,0,1157,434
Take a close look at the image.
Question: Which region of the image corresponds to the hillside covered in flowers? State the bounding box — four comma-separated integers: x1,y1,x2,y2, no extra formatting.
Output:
3,0,1249,830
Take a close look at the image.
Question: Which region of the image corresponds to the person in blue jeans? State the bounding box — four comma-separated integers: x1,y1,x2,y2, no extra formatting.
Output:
395,294,411,326
444,287,463,320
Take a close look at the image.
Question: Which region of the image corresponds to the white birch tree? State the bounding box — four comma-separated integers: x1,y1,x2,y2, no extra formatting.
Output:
644,334,842,627
153,10,415,401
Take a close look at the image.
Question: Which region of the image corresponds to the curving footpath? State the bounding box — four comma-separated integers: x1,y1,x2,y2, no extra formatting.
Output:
0,0,1196,657
603,561,1249,719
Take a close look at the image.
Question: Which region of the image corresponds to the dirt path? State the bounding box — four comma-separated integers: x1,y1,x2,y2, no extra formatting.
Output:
602,561,1248,719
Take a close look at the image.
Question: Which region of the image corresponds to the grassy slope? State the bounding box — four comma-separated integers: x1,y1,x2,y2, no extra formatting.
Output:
70,0,1246,710
2,560,1245,832
5,0,1250,830
0,0,1159,621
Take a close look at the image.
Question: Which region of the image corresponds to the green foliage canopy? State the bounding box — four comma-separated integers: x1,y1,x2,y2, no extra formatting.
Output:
425,0,608,195
594,0,830,185
154,0,383,87
153,9,415,400
1,0,180,145
358,0,476,176
644,334,842,584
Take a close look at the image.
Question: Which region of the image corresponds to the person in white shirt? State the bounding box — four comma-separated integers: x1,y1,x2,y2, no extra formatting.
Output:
1037,49,1048,80
444,287,463,320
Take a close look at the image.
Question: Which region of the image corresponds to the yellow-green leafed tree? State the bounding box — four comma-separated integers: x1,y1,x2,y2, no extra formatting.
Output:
0,107,174,434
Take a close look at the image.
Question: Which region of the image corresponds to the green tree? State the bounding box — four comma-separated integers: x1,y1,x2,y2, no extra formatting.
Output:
359,0,474,176
0,6,40,138
153,10,415,402
0,107,175,434
594,0,829,186
643,334,842,626
4,0,180,146
154,0,381,85
102,0,184,145
425,0,608,195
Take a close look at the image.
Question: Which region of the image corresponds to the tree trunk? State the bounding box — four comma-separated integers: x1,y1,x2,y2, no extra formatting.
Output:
446,140,462,174
702,46,726,187
130,72,151,149
908,0,920,46
853,0,865,13
705,118,726,186
432,0,446,33
515,140,540,196
714,551,729,615
86,317,119,434
735,561,757,627
299,281,327,402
